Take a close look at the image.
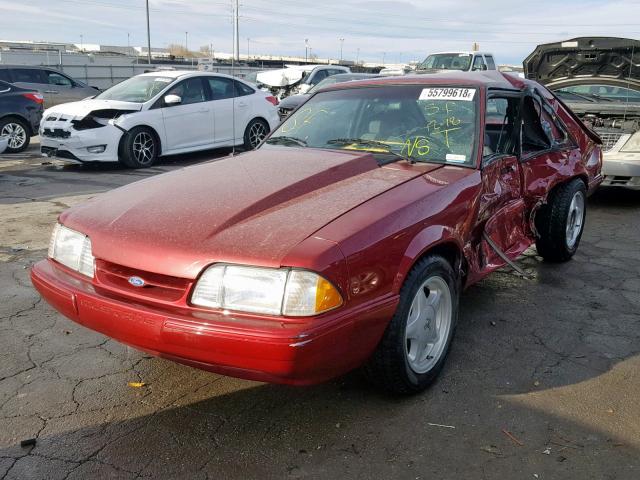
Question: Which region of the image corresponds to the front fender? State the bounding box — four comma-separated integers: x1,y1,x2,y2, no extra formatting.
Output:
393,225,464,293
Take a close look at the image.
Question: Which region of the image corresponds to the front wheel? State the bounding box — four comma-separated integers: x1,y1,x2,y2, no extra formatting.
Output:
243,119,269,150
364,255,459,394
535,179,587,262
119,127,158,168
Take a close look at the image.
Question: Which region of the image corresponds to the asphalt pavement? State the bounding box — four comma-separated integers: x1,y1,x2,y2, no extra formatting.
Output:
1,141,639,479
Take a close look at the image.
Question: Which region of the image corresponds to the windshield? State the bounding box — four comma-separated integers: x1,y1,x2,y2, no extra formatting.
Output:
96,76,174,102
308,75,349,94
419,54,472,71
266,85,478,166
557,84,640,103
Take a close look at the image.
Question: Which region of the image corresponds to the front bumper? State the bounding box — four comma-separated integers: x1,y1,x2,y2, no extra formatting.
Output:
39,124,123,163
31,259,397,385
601,153,640,189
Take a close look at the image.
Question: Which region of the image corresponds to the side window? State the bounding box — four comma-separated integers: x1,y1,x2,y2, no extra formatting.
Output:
539,104,569,147
234,80,254,97
0,70,10,82
167,77,206,105
472,56,486,71
521,96,552,156
45,71,73,87
485,55,496,70
206,77,235,100
484,97,519,160
310,70,329,85
11,68,45,83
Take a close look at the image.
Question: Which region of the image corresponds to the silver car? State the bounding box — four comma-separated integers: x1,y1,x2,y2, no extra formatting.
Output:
0,66,98,108
525,37,640,190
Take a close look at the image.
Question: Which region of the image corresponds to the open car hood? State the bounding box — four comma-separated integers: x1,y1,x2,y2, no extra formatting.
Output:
524,37,640,90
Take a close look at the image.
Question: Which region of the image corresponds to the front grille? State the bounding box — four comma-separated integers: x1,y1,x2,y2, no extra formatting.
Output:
42,128,70,139
598,132,623,152
95,260,193,305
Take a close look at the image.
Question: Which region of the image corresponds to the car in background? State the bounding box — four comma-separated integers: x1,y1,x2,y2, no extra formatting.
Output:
0,65,98,108
39,71,279,168
277,73,379,120
32,72,601,394
415,52,497,73
0,79,44,153
256,64,350,99
525,37,640,189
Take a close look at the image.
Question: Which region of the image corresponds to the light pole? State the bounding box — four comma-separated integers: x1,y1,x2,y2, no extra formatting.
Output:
304,38,309,63
339,38,344,63
356,47,360,65
247,38,250,59
79,34,83,52
127,32,130,50
145,0,151,64
185,32,188,54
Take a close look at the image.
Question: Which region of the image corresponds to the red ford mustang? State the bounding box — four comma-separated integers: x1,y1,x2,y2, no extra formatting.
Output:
31,72,602,394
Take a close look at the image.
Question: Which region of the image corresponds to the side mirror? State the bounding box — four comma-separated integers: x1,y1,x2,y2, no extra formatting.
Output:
164,94,182,106
481,64,488,71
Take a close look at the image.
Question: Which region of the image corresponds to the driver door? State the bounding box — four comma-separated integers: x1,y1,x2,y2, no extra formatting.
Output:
471,94,529,280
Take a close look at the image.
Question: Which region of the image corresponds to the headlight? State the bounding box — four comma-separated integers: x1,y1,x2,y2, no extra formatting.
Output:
620,132,639,152
191,264,343,316
48,223,95,278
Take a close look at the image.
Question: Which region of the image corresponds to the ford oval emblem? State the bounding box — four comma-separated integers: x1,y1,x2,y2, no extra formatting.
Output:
128,276,145,287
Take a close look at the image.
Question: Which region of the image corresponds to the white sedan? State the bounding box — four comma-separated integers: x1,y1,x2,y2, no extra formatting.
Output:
39,71,280,168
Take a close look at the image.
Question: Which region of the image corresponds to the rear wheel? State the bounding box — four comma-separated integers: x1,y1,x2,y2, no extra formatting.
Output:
364,255,459,394
535,179,587,262
243,118,269,150
0,117,30,153
119,127,158,168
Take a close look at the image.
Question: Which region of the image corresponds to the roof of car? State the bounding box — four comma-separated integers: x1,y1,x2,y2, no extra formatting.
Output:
322,71,526,91
136,70,246,81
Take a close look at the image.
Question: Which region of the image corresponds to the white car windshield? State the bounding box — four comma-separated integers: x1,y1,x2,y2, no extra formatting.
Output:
96,76,174,102
420,54,472,71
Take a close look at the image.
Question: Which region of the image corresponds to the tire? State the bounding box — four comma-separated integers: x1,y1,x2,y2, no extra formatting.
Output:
0,117,30,153
243,118,269,150
118,126,158,168
535,178,587,262
364,255,459,394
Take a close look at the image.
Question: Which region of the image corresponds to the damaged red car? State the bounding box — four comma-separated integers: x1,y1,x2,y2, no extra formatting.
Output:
31,72,602,394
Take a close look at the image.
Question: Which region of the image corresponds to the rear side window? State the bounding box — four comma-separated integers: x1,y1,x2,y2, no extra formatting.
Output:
166,77,206,105
0,69,10,82
484,97,519,159
485,55,496,70
11,68,45,83
234,80,254,96
207,77,235,100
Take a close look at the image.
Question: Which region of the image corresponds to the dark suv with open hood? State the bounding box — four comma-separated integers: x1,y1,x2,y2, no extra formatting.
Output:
525,37,640,189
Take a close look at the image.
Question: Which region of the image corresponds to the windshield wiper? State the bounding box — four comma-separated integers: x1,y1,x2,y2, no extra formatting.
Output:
265,136,308,147
326,138,416,164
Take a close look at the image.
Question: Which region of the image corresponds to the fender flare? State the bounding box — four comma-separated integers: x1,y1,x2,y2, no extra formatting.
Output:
393,225,465,293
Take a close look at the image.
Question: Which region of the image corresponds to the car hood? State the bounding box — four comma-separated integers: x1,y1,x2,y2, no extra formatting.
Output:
60,147,443,279
524,37,640,90
44,99,143,120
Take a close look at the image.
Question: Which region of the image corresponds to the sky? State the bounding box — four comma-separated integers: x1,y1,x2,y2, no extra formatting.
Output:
1,0,639,65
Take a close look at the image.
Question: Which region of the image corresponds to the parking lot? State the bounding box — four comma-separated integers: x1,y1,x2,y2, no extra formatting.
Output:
0,141,638,479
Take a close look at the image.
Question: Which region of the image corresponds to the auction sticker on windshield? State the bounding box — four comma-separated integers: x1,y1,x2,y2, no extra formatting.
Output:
419,88,476,101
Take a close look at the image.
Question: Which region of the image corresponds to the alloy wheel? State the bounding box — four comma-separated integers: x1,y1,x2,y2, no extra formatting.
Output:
248,122,267,148
132,131,155,165
404,276,453,374
565,190,585,249
1,123,27,150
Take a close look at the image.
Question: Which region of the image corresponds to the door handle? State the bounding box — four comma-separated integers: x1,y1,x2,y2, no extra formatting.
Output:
44,90,59,94
238,102,247,107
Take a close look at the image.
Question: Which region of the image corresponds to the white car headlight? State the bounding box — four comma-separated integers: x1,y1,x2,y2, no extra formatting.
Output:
48,223,95,278
191,264,343,316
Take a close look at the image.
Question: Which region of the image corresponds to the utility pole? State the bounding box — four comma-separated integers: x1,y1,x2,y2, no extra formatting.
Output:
145,0,151,64
233,0,240,62
339,38,344,63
